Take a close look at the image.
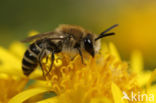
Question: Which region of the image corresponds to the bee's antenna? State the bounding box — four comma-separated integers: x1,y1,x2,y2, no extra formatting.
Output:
95,24,119,41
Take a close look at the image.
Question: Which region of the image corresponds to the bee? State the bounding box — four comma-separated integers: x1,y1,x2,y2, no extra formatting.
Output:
21,24,118,76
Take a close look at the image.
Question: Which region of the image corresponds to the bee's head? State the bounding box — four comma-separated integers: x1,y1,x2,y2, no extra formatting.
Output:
83,24,118,57
83,34,95,57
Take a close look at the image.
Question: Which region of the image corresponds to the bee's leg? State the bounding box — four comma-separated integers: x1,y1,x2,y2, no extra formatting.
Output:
38,50,46,78
46,51,55,76
46,55,49,64
77,48,84,64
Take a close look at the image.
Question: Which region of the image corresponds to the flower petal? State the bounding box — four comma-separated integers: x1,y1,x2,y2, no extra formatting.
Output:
28,30,39,37
136,72,151,87
109,42,121,61
130,50,143,73
147,69,156,88
9,42,26,58
146,85,156,103
111,82,125,103
90,97,112,103
37,97,58,103
0,47,23,76
8,87,50,103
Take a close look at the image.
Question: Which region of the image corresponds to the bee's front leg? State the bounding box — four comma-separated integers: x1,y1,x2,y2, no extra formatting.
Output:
77,48,85,65
46,51,55,76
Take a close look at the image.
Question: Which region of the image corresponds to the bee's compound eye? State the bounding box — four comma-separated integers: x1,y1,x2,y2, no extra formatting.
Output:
84,38,92,48
84,37,95,57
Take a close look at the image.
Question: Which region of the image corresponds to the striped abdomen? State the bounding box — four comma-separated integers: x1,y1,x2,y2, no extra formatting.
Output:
22,41,42,76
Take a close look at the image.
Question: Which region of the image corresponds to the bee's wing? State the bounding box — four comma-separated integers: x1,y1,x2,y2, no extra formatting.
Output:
21,31,65,42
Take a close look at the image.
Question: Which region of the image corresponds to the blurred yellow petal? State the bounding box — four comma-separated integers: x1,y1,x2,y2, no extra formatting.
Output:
0,47,20,68
31,80,52,88
130,50,143,73
28,30,39,37
130,50,153,87
0,45,43,79
147,69,156,88
111,82,125,103
9,42,26,58
146,85,156,103
136,72,151,87
37,97,58,103
29,68,43,79
100,42,109,53
109,42,121,61
8,88,50,103
90,97,112,103
0,73,27,103
0,47,23,76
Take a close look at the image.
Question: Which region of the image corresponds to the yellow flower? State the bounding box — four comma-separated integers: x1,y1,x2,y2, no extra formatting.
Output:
0,41,27,103
0,74,28,103
0,31,155,103
0,31,43,103
39,43,142,103
9,42,149,103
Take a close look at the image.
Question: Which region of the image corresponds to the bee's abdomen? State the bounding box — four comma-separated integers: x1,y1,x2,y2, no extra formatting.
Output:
22,42,41,76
